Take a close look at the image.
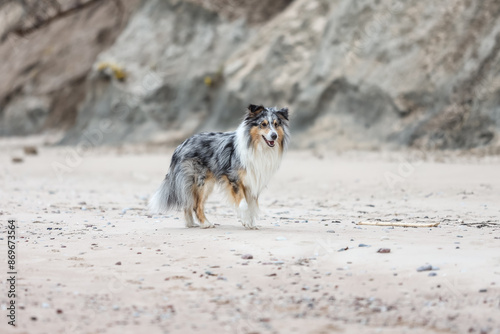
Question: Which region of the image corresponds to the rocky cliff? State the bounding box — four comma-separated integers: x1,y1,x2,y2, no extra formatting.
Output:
1,0,500,151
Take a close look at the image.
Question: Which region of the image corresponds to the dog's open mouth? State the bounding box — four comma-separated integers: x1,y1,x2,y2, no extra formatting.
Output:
262,136,275,147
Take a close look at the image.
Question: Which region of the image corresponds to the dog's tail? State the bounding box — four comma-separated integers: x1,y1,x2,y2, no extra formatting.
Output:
148,161,195,214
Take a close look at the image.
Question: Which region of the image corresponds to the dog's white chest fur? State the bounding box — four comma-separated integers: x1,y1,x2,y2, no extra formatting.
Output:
236,126,282,197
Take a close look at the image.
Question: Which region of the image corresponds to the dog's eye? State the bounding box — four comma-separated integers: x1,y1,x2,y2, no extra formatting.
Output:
261,122,267,128
274,121,278,127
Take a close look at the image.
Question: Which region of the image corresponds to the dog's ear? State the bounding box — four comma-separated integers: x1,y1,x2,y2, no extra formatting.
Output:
247,104,265,117
277,107,289,121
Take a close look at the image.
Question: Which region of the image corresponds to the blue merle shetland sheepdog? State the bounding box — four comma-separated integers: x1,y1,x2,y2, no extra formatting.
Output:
149,104,290,229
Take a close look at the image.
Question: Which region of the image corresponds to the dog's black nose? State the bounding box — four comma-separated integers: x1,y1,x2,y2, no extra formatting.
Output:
271,133,277,140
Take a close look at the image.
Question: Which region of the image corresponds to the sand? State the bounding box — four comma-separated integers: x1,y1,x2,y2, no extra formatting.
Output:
0,140,499,334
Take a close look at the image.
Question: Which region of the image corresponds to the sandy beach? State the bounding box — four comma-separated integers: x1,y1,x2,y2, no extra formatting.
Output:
1,142,499,334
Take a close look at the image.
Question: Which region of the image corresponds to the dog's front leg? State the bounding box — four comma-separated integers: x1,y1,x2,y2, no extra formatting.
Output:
239,195,259,230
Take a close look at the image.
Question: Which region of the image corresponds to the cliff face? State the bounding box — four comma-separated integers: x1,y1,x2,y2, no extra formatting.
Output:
222,0,500,150
0,0,141,137
60,0,256,145
2,0,500,150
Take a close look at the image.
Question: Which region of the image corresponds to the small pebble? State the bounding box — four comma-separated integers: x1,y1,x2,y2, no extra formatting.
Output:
417,265,440,272
115,261,122,265
241,254,253,260
479,289,487,293
23,146,38,155
428,272,437,277
417,265,432,272
358,243,371,247
377,248,391,253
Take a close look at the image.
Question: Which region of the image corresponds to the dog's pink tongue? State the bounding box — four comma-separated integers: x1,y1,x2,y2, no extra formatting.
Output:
270,141,274,145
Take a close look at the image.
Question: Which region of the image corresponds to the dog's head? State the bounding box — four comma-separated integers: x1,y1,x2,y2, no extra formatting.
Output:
244,104,290,151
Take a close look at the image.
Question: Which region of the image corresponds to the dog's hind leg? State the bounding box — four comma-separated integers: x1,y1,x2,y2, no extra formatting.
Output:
184,208,198,228
193,175,215,229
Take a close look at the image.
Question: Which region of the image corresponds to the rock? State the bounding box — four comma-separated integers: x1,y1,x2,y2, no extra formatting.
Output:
115,261,122,265
60,0,252,145
241,254,253,259
23,146,38,155
417,264,440,272
54,0,500,151
358,243,371,247
377,248,391,253
0,1,139,137
0,96,50,136
12,157,23,163
417,265,432,272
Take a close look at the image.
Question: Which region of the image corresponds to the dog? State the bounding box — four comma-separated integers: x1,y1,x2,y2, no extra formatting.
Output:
149,104,290,229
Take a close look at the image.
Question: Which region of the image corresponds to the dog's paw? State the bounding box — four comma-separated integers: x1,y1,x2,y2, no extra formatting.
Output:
200,221,215,229
241,221,258,230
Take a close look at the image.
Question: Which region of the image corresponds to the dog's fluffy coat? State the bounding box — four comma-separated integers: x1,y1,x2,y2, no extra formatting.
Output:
149,104,290,229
